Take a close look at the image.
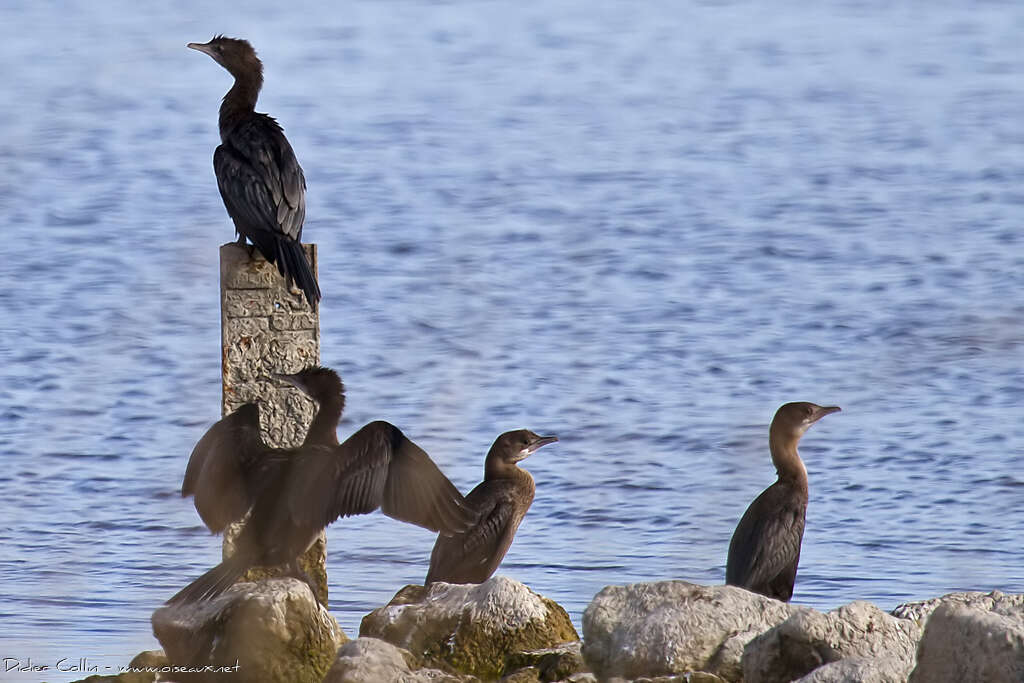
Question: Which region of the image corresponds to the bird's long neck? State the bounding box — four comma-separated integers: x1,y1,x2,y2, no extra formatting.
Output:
219,72,262,140
485,456,533,486
304,393,343,447
768,428,808,494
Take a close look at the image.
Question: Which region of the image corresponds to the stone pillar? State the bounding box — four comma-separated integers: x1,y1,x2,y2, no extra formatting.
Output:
219,242,328,604
220,242,320,444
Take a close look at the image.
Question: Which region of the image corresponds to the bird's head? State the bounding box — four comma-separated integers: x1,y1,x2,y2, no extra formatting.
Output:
272,365,345,407
489,429,559,465
772,402,841,441
188,35,263,81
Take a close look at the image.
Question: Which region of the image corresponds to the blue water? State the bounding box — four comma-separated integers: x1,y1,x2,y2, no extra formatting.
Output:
2,0,1024,679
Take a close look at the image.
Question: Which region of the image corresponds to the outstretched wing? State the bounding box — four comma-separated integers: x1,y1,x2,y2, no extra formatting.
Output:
181,403,272,533
425,480,520,584
726,483,806,600
284,421,476,534
214,114,306,244
379,427,478,534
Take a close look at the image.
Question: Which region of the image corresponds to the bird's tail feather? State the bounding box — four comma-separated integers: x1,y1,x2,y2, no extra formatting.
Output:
165,554,251,605
276,238,321,309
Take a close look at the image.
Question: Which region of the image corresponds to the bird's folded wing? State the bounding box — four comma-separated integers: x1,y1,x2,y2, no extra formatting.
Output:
427,485,514,582
729,496,804,590
215,116,305,241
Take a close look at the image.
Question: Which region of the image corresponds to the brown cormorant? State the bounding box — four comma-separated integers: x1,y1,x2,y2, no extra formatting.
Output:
168,369,475,604
424,430,558,585
725,401,840,602
187,35,320,308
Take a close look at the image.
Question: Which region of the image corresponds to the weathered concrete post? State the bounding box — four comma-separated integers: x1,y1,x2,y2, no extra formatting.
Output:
219,242,328,604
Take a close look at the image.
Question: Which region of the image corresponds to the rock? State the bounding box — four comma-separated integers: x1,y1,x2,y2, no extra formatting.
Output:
152,578,345,683
908,601,1024,683
582,581,798,681
743,600,920,683
503,641,586,682
792,655,910,682
323,637,473,683
68,651,168,683
629,674,728,683
127,651,169,672
893,590,1024,627
360,578,579,679
500,670,541,683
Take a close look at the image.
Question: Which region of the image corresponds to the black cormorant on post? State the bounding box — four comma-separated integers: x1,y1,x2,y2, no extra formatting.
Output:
725,401,840,602
424,430,558,585
187,35,320,308
168,372,475,604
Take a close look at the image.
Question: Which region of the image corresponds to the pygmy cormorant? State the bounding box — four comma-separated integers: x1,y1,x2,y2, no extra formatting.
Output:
424,430,558,585
168,368,475,604
188,35,320,308
726,401,840,602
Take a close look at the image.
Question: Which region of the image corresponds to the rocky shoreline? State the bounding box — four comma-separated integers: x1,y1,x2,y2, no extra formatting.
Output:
70,578,1024,683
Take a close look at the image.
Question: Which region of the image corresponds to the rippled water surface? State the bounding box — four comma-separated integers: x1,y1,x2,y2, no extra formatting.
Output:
2,1,1024,679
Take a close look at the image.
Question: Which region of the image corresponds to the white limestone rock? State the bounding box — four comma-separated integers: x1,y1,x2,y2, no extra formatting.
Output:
581,581,798,680
151,578,345,683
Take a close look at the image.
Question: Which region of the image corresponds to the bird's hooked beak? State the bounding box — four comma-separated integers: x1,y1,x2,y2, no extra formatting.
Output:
810,405,841,424
269,371,306,393
187,41,221,65
515,435,559,462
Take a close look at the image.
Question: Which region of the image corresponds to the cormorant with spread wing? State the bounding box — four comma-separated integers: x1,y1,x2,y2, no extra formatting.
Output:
168,368,474,604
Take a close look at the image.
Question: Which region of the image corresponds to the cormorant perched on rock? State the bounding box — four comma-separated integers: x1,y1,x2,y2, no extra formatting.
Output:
424,430,558,585
168,370,475,605
726,402,840,602
188,35,320,308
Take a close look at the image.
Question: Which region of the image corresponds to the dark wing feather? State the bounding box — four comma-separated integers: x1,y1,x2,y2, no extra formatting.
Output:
379,427,477,534
283,422,397,531
214,115,306,243
425,481,518,584
726,482,806,599
284,421,474,534
181,404,271,533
